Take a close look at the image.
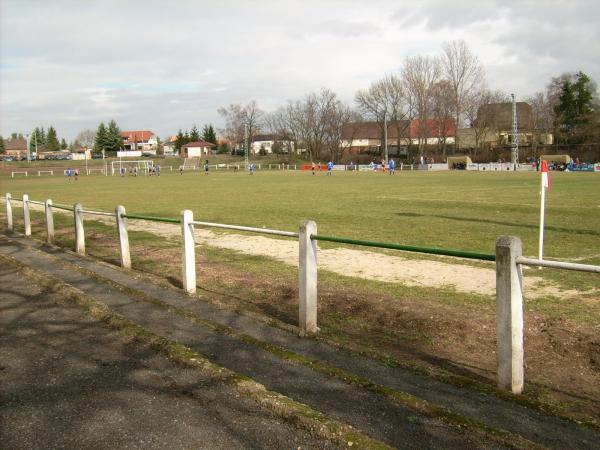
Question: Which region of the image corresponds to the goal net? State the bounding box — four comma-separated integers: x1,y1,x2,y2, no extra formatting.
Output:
111,160,154,176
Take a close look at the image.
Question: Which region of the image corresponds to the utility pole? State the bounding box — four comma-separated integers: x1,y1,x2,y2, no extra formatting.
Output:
384,110,388,164
511,93,519,169
244,123,249,169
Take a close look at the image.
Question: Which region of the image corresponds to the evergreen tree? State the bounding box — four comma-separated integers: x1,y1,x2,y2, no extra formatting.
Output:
60,138,68,150
175,129,185,152
190,125,200,141
0,135,5,154
555,71,597,144
106,119,123,151
30,127,46,151
11,132,18,139
202,124,217,144
94,122,109,151
184,130,190,144
46,126,60,151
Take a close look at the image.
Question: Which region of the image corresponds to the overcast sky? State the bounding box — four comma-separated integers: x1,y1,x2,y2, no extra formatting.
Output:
1,0,599,141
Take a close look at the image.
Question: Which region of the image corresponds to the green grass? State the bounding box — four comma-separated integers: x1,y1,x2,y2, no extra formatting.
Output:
4,169,600,263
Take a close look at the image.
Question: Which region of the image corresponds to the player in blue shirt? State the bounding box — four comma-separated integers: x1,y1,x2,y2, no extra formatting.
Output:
327,161,334,175
249,162,255,175
389,158,396,175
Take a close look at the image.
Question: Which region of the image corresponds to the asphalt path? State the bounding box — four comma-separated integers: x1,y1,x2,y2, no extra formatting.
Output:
0,264,337,449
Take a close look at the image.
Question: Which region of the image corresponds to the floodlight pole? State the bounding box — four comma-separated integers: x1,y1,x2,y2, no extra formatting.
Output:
244,123,249,169
25,133,30,163
384,111,388,164
511,94,519,170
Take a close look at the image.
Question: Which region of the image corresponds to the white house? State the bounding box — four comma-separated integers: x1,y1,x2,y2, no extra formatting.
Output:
120,130,158,153
251,134,295,154
181,140,216,157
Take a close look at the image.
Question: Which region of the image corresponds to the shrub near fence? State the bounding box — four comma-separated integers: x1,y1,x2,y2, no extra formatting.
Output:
2,192,599,395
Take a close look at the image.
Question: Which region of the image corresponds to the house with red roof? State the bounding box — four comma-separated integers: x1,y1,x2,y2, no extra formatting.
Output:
340,119,456,154
120,130,158,153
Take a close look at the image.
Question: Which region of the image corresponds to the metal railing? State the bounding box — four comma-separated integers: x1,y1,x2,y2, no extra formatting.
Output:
2,191,599,396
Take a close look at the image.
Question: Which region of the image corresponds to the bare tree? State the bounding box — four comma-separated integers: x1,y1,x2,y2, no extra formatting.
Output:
441,40,485,150
402,55,441,153
527,91,554,152
355,74,413,158
75,129,96,149
464,89,509,157
430,79,455,157
217,100,263,151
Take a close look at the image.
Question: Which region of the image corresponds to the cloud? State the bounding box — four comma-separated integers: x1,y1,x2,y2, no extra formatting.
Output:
1,0,599,140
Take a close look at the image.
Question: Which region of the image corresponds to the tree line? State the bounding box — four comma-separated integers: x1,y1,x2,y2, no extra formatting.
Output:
217,40,599,161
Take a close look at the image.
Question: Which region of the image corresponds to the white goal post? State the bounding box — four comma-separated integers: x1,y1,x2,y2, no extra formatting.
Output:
111,160,154,175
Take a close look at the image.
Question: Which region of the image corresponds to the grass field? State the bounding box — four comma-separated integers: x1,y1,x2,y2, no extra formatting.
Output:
3,167,600,421
2,168,599,262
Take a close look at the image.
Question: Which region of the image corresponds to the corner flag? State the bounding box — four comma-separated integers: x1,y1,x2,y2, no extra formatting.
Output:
541,160,550,190
538,160,550,262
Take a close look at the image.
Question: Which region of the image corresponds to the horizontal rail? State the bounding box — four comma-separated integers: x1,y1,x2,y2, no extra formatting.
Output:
311,234,496,261
27,199,45,205
190,220,299,238
81,210,115,217
517,257,600,273
52,204,74,211
121,213,180,224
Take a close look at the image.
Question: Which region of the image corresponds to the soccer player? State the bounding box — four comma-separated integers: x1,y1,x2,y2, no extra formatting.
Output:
204,160,209,175
327,160,333,175
389,158,396,175
249,162,255,175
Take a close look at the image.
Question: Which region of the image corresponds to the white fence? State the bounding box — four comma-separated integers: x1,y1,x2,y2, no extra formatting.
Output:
2,192,599,395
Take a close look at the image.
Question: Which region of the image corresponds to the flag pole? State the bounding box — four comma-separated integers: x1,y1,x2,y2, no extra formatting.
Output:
538,174,546,262
538,160,549,265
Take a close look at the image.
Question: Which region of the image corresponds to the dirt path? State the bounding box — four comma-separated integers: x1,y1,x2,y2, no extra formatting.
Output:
16,203,585,297
133,220,556,297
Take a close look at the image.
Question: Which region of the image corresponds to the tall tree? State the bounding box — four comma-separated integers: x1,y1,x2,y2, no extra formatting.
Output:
45,126,60,151
174,129,185,152
527,91,554,151
60,138,68,150
75,129,96,149
218,100,263,150
430,79,455,156
464,89,510,157
94,122,109,151
553,71,597,145
402,55,441,152
189,125,200,141
441,40,484,150
106,120,123,151
202,124,217,144
0,135,5,154
355,74,413,158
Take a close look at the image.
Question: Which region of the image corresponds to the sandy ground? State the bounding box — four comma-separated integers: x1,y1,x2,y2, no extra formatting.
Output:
15,203,586,297
131,220,558,298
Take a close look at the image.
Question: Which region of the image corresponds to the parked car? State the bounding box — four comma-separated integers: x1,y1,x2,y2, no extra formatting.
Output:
2,156,15,162
92,153,103,159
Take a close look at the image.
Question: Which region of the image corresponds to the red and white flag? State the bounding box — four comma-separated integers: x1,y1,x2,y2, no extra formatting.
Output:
541,160,550,190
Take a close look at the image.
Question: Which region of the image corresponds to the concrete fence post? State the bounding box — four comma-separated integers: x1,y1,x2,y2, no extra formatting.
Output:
22,194,31,236
181,209,196,294
45,199,54,245
495,235,524,394
6,193,13,231
116,205,131,269
74,203,85,255
299,220,318,334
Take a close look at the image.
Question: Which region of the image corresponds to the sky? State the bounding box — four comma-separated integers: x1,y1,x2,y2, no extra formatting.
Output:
1,0,599,141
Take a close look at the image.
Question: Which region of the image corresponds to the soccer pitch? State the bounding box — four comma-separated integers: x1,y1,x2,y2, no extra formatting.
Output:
3,169,599,263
